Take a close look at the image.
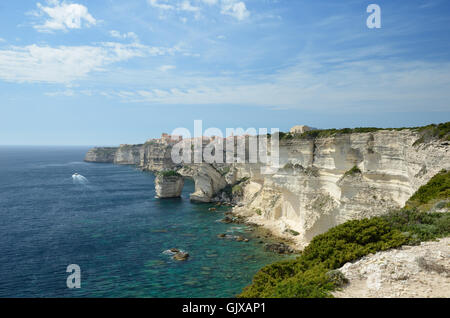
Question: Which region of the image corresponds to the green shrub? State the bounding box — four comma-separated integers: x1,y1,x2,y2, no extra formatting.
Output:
240,217,408,298
239,210,450,298
382,209,450,244
157,170,181,177
414,122,450,144
344,165,362,177
275,122,450,142
232,185,243,195
286,229,300,236
405,169,449,210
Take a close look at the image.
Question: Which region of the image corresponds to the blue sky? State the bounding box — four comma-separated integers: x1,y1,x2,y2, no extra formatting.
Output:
0,0,449,145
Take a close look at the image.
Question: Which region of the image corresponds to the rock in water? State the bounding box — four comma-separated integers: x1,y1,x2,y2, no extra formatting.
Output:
173,252,190,261
155,173,184,198
264,243,295,254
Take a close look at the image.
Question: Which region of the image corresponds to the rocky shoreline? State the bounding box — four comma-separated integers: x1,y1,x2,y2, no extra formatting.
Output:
214,206,300,254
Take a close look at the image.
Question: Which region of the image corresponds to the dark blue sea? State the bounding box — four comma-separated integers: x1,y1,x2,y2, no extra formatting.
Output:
0,146,287,297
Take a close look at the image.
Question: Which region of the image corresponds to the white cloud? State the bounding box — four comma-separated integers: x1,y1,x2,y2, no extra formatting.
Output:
109,30,139,42
179,1,200,12
101,57,450,113
221,0,250,21
44,89,75,97
148,0,175,10
202,0,218,5
158,65,176,72
147,0,250,20
0,42,181,83
34,0,96,32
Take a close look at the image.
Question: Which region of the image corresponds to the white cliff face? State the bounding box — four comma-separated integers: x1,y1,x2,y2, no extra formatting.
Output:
114,144,143,165
140,141,178,172
233,130,450,248
84,147,118,163
155,175,184,198
189,164,228,203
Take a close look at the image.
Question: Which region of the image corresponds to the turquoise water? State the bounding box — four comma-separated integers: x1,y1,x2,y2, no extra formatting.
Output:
0,146,288,297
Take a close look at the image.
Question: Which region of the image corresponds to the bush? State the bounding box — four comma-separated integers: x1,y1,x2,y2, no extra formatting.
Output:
232,185,243,196
414,122,450,144
344,165,362,177
382,209,450,244
275,122,450,142
405,169,449,210
239,210,450,298
240,217,408,298
157,170,181,177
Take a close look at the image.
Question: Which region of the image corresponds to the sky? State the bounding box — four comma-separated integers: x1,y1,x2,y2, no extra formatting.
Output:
0,0,449,146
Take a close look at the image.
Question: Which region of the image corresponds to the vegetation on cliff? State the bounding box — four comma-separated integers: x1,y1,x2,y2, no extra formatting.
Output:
273,121,450,142
405,169,450,211
157,170,181,177
343,165,362,177
239,170,450,298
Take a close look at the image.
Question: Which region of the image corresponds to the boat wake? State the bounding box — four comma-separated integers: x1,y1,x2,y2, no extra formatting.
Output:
72,173,89,184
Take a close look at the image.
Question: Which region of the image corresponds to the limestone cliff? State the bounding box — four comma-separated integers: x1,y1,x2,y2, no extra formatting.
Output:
232,129,450,248
84,138,176,171
84,147,118,163
114,144,143,165
84,125,449,248
140,140,178,172
155,173,184,198
187,164,228,202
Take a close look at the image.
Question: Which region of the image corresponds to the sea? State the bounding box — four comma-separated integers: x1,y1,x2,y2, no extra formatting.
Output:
0,146,288,297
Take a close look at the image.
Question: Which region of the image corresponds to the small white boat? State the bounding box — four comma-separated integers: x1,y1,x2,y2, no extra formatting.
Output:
72,173,88,184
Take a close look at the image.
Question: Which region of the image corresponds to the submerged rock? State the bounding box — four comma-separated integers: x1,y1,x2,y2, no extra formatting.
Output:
264,243,295,254
235,236,249,242
217,233,249,242
221,216,234,224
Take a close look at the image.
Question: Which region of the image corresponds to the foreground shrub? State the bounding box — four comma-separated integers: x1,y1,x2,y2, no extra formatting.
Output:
239,211,449,298
405,169,449,210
